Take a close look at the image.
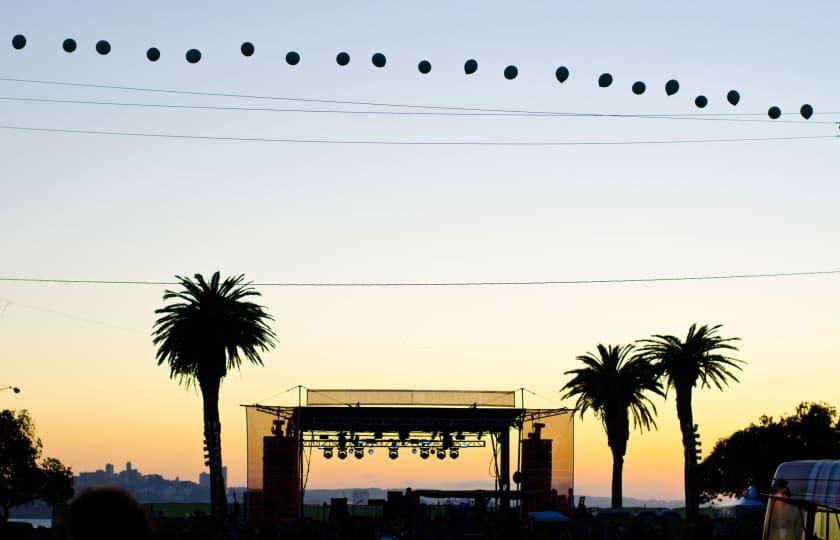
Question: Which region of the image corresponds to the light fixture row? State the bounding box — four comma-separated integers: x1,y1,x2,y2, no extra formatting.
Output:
8,34,816,117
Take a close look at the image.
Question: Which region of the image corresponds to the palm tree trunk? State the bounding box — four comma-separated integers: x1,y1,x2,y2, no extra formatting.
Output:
610,448,625,509
201,378,227,519
675,385,698,522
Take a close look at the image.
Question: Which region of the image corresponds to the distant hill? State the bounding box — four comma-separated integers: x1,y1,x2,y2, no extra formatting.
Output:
580,496,684,509
302,488,683,509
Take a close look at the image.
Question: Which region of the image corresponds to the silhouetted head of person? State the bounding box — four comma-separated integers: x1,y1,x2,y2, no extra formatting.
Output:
65,487,152,540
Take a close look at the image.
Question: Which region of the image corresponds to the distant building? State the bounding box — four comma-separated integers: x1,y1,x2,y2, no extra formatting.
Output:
352,489,370,505
199,467,228,488
74,461,220,503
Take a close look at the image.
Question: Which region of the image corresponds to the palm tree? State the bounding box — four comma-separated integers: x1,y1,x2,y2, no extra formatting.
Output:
560,344,663,508
638,323,742,522
153,272,276,518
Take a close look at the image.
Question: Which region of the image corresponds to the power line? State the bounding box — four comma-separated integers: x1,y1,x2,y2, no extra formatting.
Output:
1,124,835,146
1,76,837,118
1,95,836,125
1,269,839,287
0,299,145,334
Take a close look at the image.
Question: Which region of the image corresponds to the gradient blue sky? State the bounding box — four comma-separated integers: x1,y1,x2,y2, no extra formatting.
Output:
1,1,838,499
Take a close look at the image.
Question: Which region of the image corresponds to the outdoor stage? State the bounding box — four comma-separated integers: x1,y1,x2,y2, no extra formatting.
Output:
243,389,574,524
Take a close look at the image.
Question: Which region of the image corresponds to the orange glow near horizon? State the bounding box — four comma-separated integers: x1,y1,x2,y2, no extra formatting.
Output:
3,275,838,501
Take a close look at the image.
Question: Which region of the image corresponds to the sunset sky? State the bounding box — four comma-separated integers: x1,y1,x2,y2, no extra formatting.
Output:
1,1,839,501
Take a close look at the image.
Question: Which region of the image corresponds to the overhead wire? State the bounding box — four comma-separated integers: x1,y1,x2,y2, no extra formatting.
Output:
1,76,837,118
0,124,835,146
0,298,146,335
1,269,839,287
523,388,566,408
0,95,837,125
254,385,304,405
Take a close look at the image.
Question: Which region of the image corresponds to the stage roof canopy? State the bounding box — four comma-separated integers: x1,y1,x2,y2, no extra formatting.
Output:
305,389,516,408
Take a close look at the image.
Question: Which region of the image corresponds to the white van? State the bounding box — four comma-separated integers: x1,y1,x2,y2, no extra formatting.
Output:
762,460,839,540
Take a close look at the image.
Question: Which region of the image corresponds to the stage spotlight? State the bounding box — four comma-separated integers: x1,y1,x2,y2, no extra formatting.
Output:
420,449,430,460
355,449,364,459
389,448,399,460
323,448,333,459
338,449,348,460
449,449,459,459
436,450,446,460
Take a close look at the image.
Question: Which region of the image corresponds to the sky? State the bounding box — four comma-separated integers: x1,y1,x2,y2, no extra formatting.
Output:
0,1,838,501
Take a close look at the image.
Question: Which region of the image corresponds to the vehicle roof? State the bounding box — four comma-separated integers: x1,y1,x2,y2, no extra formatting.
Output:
772,460,840,509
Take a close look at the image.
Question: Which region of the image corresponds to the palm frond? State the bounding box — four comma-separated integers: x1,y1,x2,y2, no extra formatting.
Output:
152,272,277,388
560,343,663,447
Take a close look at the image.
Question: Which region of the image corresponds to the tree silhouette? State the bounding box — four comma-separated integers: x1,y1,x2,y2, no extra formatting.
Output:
153,272,276,518
561,344,663,508
638,323,742,521
0,409,74,523
698,402,840,500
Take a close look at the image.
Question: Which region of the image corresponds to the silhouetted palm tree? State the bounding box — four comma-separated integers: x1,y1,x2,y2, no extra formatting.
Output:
153,272,276,518
560,344,663,508
638,323,742,522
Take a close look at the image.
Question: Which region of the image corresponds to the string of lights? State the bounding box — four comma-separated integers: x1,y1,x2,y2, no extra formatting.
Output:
1,269,838,287
6,28,832,124
1,124,835,146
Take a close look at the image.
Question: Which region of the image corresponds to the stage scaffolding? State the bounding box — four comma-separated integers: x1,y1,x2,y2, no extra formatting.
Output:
243,389,573,522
